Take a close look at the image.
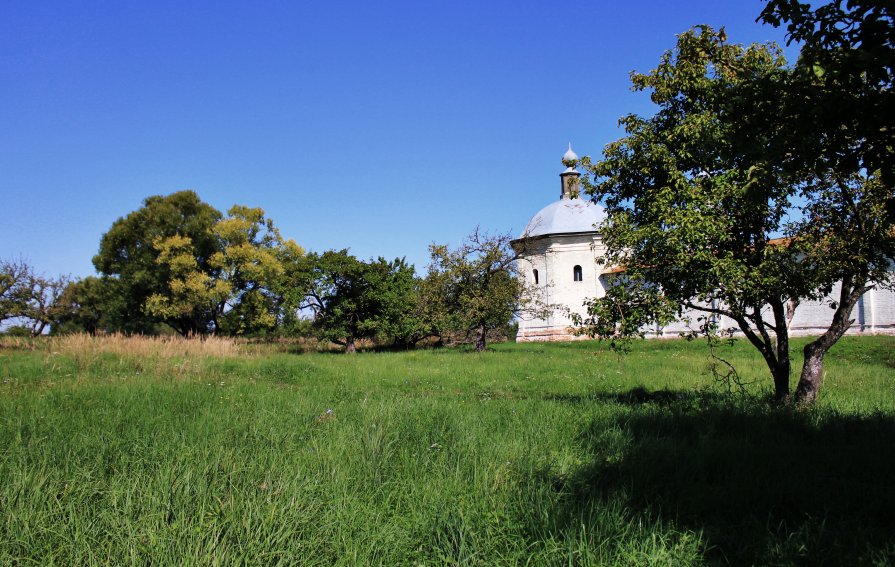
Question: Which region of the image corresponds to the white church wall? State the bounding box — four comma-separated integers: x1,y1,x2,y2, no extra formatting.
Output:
641,283,895,340
515,234,606,341
546,235,604,327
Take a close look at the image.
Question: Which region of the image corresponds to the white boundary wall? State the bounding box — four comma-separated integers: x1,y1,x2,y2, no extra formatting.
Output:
515,236,895,342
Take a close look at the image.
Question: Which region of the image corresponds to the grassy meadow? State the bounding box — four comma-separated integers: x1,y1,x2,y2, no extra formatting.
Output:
1,334,894,565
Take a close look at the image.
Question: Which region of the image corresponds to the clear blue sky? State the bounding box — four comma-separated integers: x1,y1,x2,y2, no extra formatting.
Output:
1,1,795,277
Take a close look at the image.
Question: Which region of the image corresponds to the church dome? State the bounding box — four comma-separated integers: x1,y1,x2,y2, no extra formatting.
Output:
521,197,606,238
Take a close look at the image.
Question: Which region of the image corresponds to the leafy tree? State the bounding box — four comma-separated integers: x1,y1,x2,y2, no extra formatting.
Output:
20,272,70,336
51,276,126,335
210,205,305,335
1,259,32,327
94,190,223,335
304,251,416,353
1,258,70,336
417,256,457,344
146,206,304,336
757,0,895,401
143,234,229,333
425,229,544,352
575,25,894,403
96,192,305,336
368,260,433,348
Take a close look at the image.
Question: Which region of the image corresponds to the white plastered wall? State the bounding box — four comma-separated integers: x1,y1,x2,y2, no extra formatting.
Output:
516,233,607,341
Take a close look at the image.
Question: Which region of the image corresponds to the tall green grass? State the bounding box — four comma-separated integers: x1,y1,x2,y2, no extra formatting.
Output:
1,335,893,565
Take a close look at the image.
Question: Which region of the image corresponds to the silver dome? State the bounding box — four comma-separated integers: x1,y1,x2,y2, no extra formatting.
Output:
520,197,606,238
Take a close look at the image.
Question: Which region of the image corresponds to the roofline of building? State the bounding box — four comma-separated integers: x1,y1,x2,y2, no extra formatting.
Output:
510,230,601,247
593,236,796,276
601,265,626,274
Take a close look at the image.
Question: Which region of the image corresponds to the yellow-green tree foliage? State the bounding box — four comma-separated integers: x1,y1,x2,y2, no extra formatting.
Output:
145,234,230,325
211,205,304,335
144,201,305,336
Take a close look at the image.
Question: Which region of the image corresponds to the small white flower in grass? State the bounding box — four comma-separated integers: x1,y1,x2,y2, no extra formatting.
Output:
429,443,442,451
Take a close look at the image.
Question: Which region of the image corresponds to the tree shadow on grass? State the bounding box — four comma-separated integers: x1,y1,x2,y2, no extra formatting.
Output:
546,390,895,565
545,387,719,406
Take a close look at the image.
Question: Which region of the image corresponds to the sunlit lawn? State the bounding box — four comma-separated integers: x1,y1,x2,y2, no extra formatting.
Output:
1,335,893,565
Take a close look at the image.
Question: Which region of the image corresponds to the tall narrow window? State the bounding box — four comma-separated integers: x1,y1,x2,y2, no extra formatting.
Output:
573,265,583,282
533,269,539,285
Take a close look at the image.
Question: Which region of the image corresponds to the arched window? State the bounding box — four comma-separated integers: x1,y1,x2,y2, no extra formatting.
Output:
532,269,539,285
573,265,583,282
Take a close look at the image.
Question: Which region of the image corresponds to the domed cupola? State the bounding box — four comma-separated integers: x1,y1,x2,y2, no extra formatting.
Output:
519,144,607,238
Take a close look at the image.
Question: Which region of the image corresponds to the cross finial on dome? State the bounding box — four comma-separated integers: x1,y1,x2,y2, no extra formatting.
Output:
562,143,578,168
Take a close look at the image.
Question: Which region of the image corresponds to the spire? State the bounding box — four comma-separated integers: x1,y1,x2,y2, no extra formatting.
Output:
560,143,581,199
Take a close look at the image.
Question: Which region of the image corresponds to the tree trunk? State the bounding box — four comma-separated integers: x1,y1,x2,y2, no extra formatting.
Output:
345,337,356,354
31,320,48,337
475,324,487,352
793,276,868,404
772,356,791,401
772,322,791,401
795,342,825,404
733,310,791,401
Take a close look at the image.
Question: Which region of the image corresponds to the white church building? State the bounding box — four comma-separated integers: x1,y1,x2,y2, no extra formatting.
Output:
511,146,895,342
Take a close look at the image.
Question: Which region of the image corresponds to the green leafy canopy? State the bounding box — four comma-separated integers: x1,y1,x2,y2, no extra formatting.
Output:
576,21,894,403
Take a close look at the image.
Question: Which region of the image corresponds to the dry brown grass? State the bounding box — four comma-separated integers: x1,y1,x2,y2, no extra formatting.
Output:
0,333,244,358
60,333,243,358
0,333,394,359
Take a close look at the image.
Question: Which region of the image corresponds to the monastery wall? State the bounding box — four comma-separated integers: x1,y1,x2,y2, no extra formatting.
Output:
518,279,895,342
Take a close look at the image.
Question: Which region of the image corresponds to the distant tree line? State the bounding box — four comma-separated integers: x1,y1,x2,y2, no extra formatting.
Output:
2,190,538,352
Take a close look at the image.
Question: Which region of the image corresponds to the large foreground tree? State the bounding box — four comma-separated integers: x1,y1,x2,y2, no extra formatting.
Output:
758,0,895,401
576,24,894,403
